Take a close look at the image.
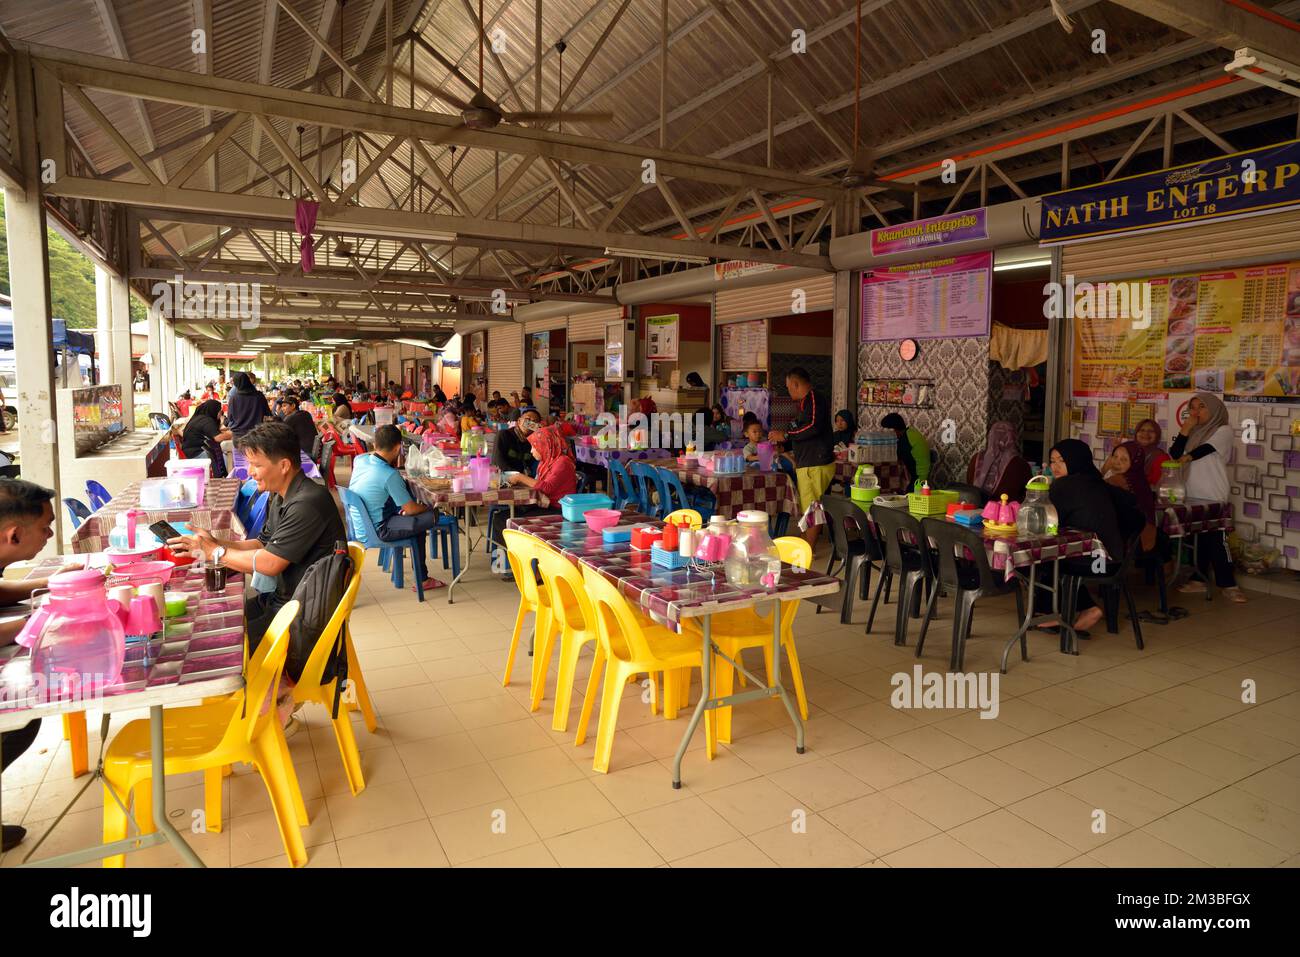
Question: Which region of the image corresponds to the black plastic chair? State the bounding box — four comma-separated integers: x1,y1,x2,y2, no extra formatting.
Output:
0,464,19,479
1061,532,1145,651
917,517,1025,670
867,504,933,646
818,493,882,624
945,483,988,507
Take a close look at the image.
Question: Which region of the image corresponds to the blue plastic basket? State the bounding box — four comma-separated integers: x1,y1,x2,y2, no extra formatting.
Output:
650,543,691,569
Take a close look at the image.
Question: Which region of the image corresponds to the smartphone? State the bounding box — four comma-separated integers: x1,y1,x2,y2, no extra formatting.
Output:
150,520,184,542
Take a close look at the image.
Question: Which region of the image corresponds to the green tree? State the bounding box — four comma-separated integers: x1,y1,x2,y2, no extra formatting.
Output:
0,192,101,328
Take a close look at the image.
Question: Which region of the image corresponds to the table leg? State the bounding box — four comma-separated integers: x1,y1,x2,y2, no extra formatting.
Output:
446,503,472,604
771,600,806,755
1053,558,1079,656
150,706,204,868
1000,563,1037,674
672,616,713,790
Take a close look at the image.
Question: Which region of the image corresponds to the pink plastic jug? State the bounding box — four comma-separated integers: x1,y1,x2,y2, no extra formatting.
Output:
469,455,491,493
756,442,774,471
23,570,126,700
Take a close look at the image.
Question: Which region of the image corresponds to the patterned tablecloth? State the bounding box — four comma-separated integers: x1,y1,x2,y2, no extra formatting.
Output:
982,527,1102,582
507,510,841,633
408,478,537,510
574,446,672,468
1159,500,1233,537
0,560,247,720
70,478,244,554
645,459,799,519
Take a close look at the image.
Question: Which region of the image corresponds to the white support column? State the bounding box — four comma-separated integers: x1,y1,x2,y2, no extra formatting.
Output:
7,50,63,543
160,320,175,410
95,266,114,384
146,305,163,414
110,272,135,429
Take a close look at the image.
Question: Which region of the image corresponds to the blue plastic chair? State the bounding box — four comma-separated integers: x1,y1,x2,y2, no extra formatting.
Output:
627,461,658,516
606,458,635,510
235,478,260,526
339,487,427,602
230,467,249,481
653,466,714,522
63,497,92,530
244,491,270,538
85,480,112,511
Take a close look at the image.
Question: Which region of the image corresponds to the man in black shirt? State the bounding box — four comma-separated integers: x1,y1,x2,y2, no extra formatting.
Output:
225,371,272,438
279,394,319,457
768,366,834,545
169,422,344,647
492,407,540,475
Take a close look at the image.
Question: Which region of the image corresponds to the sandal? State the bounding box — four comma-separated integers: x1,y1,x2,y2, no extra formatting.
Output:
1138,610,1170,625
1223,587,1248,604
1167,606,1190,620
1178,581,1207,594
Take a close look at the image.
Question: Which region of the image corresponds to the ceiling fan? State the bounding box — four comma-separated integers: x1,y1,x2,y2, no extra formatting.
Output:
401,0,614,133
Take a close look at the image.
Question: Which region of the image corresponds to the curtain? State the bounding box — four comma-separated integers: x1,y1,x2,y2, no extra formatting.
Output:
989,321,1048,370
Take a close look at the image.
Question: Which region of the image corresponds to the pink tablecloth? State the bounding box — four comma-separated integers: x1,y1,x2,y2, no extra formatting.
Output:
408,480,537,510
70,478,244,554
646,459,799,518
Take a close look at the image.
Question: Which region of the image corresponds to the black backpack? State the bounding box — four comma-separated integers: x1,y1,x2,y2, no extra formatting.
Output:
286,540,354,716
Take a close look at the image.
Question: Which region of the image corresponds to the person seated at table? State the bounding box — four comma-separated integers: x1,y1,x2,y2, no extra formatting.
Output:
180,399,232,459
200,382,219,402
0,478,84,851
1037,439,1145,635
967,420,1032,503
226,371,272,439
1132,417,1172,489
831,409,858,448
490,426,578,569
278,393,319,457
881,413,931,489
1169,393,1245,603
1102,439,1168,561
493,408,541,476
347,425,444,592
697,406,730,451
741,420,767,462
169,423,345,647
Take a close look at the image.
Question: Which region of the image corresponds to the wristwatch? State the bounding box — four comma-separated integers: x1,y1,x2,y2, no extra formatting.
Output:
211,545,226,565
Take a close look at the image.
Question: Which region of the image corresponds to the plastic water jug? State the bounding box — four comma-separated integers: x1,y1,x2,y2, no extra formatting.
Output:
756,442,775,471
1015,475,1059,536
22,570,125,699
469,455,491,492
1157,459,1186,505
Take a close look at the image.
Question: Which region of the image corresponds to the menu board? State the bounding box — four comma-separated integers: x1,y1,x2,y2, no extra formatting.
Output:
720,319,768,370
860,252,993,341
1072,258,1300,401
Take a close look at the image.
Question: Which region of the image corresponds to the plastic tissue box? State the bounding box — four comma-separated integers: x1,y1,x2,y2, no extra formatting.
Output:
139,476,196,509
559,493,613,523
630,525,663,551
650,543,691,569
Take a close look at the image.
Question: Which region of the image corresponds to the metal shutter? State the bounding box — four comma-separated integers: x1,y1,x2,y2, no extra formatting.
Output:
1061,209,1300,280
567,306,621,342
487,323,523,396
715,273,834,322
524,316,566,334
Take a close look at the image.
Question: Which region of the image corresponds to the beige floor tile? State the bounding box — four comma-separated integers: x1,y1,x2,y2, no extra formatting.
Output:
1144,807,1289,867
1149,733,1269,785
1192,787,1300,854
1058,768,1181,828
884,772,997,829
409,763,508,819
977,697,1071,736
545,818,663,868
829,741,930,790
1038,723,1142,766
394,732,484,778
992,737,1098,786
883,832,996,868
627,795,744,861
335,819,450,867
822,792,939,856
671,837,776,867
323,780,425,841
1191,721,1298,767
1108,752,1223,804
491,746,586,795
715,727,808,774
948,809,1077,867
748,813,874,868
431,799,540,865
1079,708,1182,749
1008,787,1132,853
697,776,805,836
317,743,410,796
837,700,924,738
363,664,435,693
884,725,982,770
436,673,512,704
1236,765,1300,814
378,705,464,744
457,842,559,867
933,710,1029,751
589,760,695,816
514,778,621,839
766,758,874,812
420,654,491,681
1089,829,1209,867
1017,686,1110,722
368,683,446,716
228,797,332,867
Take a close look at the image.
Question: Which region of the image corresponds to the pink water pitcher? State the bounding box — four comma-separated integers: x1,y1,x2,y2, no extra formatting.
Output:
22,570,126,700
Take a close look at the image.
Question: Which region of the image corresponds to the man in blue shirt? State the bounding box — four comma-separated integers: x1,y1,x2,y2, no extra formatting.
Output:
347,425,444,590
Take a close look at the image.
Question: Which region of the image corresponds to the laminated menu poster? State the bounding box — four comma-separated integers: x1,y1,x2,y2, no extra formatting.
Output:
720,318,768,370
860,252,993,341
1071,258,1300,401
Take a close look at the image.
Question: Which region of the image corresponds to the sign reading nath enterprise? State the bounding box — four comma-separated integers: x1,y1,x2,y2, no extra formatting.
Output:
1040,139,1300,245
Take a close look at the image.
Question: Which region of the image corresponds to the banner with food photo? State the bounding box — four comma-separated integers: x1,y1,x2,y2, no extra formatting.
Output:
1072,258,1300,402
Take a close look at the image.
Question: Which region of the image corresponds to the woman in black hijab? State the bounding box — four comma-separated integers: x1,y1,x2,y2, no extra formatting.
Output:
225,371,271,438
832,408,857,446
1038,438,1143,634
181,399,231,459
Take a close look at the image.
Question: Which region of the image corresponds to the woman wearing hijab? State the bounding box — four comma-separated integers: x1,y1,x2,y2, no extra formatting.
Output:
225,371,271,438
1038,439,1144,634
180,399,231,459
1169,393,1245,602
489,426,578,563
832,409,858,447
1132,418,1172,488
1102,440,1160,554
967,421,1032,502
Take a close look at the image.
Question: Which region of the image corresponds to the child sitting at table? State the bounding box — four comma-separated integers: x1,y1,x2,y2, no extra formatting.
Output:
742,420,766,461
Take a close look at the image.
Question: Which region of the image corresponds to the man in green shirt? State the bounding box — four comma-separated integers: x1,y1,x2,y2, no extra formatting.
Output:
881,413,931,490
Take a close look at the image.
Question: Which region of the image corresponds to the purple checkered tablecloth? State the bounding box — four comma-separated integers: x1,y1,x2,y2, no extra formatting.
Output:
646,459,799,519
1159,500,1233,537
1,561,247,720
70,478,244,554
507,510,840,632
574,447,672,468
409,478,537,510
983,528,1102,582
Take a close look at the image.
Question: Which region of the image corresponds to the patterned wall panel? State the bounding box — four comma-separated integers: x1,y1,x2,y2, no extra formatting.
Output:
857,337,991,485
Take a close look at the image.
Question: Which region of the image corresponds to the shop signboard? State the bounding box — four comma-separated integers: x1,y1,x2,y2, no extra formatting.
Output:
870,209,987,256
1071,257,1300,402
860,251,993,341
1041,138,1300,245
714,261,787,282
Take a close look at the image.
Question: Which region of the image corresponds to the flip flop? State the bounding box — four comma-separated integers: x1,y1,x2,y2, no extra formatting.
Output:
1138,610,1170,625
413,578,447,591
1168,606,1190,620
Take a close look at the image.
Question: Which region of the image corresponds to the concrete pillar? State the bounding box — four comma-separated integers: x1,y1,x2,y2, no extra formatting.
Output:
146,305,162,414
7,50,63,543
110,272,134,429
95,266,114,384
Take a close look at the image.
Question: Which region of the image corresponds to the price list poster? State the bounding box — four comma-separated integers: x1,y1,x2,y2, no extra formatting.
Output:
860,252,993,341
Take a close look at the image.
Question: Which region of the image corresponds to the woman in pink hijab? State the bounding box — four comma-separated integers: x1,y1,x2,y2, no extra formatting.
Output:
967,421,1032,501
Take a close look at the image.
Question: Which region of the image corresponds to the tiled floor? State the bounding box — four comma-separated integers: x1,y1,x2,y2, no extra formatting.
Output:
4,537,1300,868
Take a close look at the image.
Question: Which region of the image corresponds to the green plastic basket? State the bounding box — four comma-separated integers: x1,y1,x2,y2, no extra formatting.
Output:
907,488,959,515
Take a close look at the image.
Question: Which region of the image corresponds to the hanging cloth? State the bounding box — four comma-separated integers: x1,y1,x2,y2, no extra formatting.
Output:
988,321,1048,370
295,199,319,273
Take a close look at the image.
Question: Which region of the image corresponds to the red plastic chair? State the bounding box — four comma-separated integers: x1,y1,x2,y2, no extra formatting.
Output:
322,425,366,489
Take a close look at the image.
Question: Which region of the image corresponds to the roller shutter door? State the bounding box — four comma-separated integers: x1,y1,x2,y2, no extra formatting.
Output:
714,273,834,322
487,324,523,396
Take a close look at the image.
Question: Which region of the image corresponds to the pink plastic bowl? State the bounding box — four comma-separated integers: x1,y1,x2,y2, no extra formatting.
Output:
584,509,622,533
109,561,176,586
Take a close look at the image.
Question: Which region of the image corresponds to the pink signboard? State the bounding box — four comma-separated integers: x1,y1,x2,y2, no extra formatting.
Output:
869,209,987,257
860,251,993,341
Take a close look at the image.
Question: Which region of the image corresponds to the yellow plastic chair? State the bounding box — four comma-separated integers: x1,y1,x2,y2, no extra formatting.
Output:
532,546,602,732
664,509,702,528
500,530,556,690
576,565,716,773
63,712,89,777
683,537,812,744
101,601,309,868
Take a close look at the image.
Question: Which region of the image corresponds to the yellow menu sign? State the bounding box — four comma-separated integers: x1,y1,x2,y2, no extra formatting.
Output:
1072,258,1300,401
